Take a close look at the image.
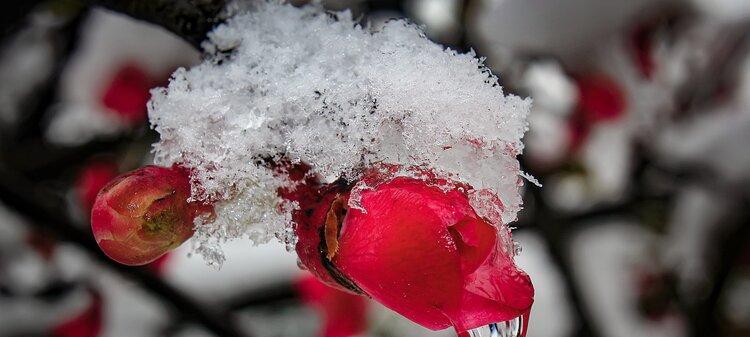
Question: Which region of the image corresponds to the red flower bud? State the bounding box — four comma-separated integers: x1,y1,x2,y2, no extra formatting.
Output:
26,230,57,261
576,75,626,123
630,23,656,79
101,64,152,125
297,274,368,337
52,290,102,337
76,161,119,212
294,168,533,334
568,74,627,152
91,165,211,265
145,251,173,275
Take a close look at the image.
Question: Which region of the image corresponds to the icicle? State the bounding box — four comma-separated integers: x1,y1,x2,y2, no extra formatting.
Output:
463,316,524,337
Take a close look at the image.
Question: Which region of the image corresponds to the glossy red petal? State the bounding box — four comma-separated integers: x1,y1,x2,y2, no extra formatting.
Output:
293,169,534,333
449,216,497,273
334,178,479,329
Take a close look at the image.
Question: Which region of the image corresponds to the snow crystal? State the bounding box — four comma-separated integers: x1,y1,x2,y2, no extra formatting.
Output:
148,2,530,265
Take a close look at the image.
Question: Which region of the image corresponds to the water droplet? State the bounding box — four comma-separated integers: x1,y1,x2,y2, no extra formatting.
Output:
465,316,523,337
296,258,308,270
513,241,522,256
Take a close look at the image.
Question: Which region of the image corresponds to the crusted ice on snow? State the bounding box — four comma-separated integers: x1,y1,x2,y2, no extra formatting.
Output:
148,2,531,265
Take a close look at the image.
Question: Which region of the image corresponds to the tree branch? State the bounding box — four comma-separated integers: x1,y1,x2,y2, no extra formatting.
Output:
0,1,46,42
79,0,227,50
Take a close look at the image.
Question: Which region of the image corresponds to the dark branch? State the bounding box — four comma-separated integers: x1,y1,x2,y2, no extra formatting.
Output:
225,282,298,311
522,187,600,337
687,197,750,337
13,7,89,142
80,0,227,50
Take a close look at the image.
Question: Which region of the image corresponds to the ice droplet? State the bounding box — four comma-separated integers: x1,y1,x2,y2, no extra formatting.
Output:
513,240,523,256
465,316,523,337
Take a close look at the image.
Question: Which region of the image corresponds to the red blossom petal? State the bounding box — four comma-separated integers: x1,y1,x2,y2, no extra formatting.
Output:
576,75,627,123
567,74,627,152
52,290,103,337
77,161,119,212
297,274,368,337
449,217,497,273
334,181,464,329
337,177,532,331
101,64,152,124
25,230,57,261
630,22,657,79
295,171,534,333
146,251,173,275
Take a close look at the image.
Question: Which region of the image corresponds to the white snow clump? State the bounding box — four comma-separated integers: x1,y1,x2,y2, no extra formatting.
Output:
148,2,531,266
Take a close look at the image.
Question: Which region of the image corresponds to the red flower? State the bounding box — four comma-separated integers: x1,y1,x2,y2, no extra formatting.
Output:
634,269,674,321
297,274,368,337
77,161,119,212
52,290,103,337
101,64,153,125
293,167,533,334
91,165,212,265
568,75,627,151
145,251,173,275
630,23,657,79
26,230,57,261
576,75,626,123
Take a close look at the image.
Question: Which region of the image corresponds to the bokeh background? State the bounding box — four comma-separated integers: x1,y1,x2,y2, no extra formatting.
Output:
1,1,749,337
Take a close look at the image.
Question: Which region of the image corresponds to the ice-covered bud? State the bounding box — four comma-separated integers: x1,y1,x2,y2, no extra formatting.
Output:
91,165,211,265
295,168,534,334
147,3,531,267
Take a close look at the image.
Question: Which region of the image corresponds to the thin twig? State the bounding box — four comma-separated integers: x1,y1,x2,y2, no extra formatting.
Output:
523,187,600,337
225,282,298,311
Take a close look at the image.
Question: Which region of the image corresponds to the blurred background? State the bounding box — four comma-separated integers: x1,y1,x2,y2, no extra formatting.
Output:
0,0,749,337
